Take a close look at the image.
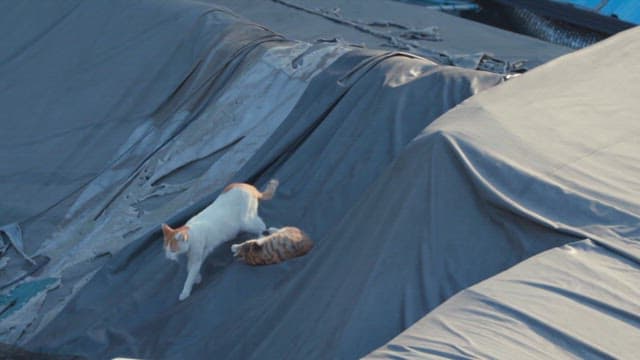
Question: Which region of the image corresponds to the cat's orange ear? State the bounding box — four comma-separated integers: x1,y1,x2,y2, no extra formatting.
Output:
161,223,174,238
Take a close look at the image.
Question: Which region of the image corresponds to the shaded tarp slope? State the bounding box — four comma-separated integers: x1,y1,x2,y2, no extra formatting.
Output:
1,0,351,344
28,47,503,359
0,0,284,259
0,0,279,227
368,239,640,359
366,26,640,359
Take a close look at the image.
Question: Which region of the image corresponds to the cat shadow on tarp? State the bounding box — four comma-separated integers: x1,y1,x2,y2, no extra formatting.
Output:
168,231,256,293
201,232,255,282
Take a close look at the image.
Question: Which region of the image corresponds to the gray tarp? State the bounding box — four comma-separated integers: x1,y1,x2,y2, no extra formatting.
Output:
2,0,638,359
25,38,503,360
210,0,572,69
367,25,640,359
1,0,351,346
1,0,504,357
368,240,640,359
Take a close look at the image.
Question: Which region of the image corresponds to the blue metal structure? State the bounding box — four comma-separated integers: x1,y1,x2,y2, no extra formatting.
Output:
409,0,639,24
545,1,639,24
398,0,479,11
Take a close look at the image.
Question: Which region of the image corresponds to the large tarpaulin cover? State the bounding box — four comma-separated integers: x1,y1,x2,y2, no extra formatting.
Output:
366,25,640,359
4,1,638,359
1,0,352,346
0,0,509,358
24,35,502,360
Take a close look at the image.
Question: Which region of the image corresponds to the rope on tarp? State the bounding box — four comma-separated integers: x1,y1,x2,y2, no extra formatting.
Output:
271,0,442,42
270,0,527,74
270,0,446,57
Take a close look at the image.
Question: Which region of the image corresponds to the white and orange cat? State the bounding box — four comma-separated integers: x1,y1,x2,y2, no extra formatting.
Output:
162,179,278,301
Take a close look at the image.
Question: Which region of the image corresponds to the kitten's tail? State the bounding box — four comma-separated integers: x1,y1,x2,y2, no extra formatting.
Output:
259,179,279,200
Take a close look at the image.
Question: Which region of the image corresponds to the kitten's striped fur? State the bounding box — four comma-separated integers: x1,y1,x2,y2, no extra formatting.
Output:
231,227,313,265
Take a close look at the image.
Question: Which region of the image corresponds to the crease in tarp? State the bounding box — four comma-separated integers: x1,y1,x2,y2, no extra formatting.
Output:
270,0,441,45
291,41,347,69
469,289,614,359
366,28,640,359
0,278,60,344
176,50,503,359
239,49,442,188
0,0,83,67
443,133,640,263
0,256,50,292
370,239,640,359
152,33,286,118
90,34,287,221
0,224,35,265
1,2,264,227
0,257,9,272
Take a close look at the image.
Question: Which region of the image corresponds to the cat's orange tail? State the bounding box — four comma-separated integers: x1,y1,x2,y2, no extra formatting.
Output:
259,179,279,200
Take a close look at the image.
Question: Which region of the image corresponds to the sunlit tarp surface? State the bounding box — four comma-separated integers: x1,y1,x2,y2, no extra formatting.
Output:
367,25,640,359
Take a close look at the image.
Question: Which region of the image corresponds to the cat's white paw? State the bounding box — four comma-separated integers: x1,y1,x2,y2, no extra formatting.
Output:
179,291,190,301
231,244,240,256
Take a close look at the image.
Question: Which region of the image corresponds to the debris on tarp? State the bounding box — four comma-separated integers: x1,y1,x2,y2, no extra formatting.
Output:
0,278,59,343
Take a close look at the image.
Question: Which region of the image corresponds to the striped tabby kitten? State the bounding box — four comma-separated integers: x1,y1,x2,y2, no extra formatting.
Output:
231,226,314,265
162,179,278,300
